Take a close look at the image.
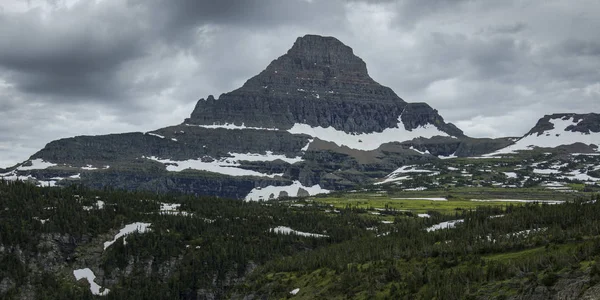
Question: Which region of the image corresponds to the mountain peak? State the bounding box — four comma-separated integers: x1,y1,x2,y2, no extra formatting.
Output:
284,34,367,73
186,34,462,136
240,34,374,92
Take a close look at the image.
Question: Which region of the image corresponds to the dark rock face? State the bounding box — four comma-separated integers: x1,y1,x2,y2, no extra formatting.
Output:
399,136,513,157
33,127,310,165
187,35,460,136
527,113,600,136
81,170,290,200
400,103,463,136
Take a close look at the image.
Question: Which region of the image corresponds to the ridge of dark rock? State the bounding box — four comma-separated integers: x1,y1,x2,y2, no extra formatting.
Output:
526,113,600,136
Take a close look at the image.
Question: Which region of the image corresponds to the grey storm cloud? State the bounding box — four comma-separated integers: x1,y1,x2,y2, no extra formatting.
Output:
0,0,599,167
0,0,345,100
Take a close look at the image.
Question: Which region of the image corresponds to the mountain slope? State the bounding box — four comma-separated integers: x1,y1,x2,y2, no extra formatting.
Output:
0,35,517,199
486,113,600,156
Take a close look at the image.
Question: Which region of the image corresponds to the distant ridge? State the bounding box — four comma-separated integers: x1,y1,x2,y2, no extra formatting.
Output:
486,113,600,156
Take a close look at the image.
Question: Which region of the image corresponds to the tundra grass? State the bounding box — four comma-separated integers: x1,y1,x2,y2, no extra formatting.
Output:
314,186,588,215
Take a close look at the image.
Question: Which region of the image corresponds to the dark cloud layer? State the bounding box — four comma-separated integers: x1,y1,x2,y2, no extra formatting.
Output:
0,0,599,167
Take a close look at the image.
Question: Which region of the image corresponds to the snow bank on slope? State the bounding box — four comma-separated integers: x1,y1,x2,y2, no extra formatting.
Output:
485,117,600,156
228,151,303,164
146,132,165,139
287,118,450,151
270,226,328,238
0,172,33,181
17,159,57,171
146,151,301,178
439,152,458,159
188,123,279,131
426,219,464,232
562,170,600,182
146,157,278,178
73,268,110,296
103,222,151,250
376,165,435,185
245,181,330,201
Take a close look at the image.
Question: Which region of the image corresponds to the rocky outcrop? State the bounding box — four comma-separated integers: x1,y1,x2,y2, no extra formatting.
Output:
527,113,600,136
400,103,463,136
400,136,514,157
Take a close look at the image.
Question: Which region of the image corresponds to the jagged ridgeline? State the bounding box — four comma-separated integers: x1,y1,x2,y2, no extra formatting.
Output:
2,35,514,199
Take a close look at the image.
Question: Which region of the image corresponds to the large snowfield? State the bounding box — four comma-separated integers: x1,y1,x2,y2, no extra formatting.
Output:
103,222,152,250
486,117,600,156
287,118,450,151
145,151,303,178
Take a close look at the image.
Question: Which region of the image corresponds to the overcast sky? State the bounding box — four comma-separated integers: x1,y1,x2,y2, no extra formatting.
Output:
1,0,599,167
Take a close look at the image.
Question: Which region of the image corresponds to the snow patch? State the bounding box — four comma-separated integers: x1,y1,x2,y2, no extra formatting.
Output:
147,132,165,139
73,268,110,296
245,181,330,201
486,117,600,156
103,222,151,250
228,151,303,164
287,117,451,151
533,169,561,174
189,123,279,131
561,170,600,182
409,146,430,155
439,152,458,159
17,159,56,171
301,139,314,151
270,226,328,238
145,155,286,178
37,180,57,187
404,187,428,191
426,219,464,232
376,165,434,185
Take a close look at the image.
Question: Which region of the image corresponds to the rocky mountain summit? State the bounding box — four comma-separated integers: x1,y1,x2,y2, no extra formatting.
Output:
528,113,600,136
2,35,597,199
487,113,600,156
187,35,462,136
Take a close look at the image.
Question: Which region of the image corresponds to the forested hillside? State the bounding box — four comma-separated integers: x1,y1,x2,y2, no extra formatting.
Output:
1,181,600,299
